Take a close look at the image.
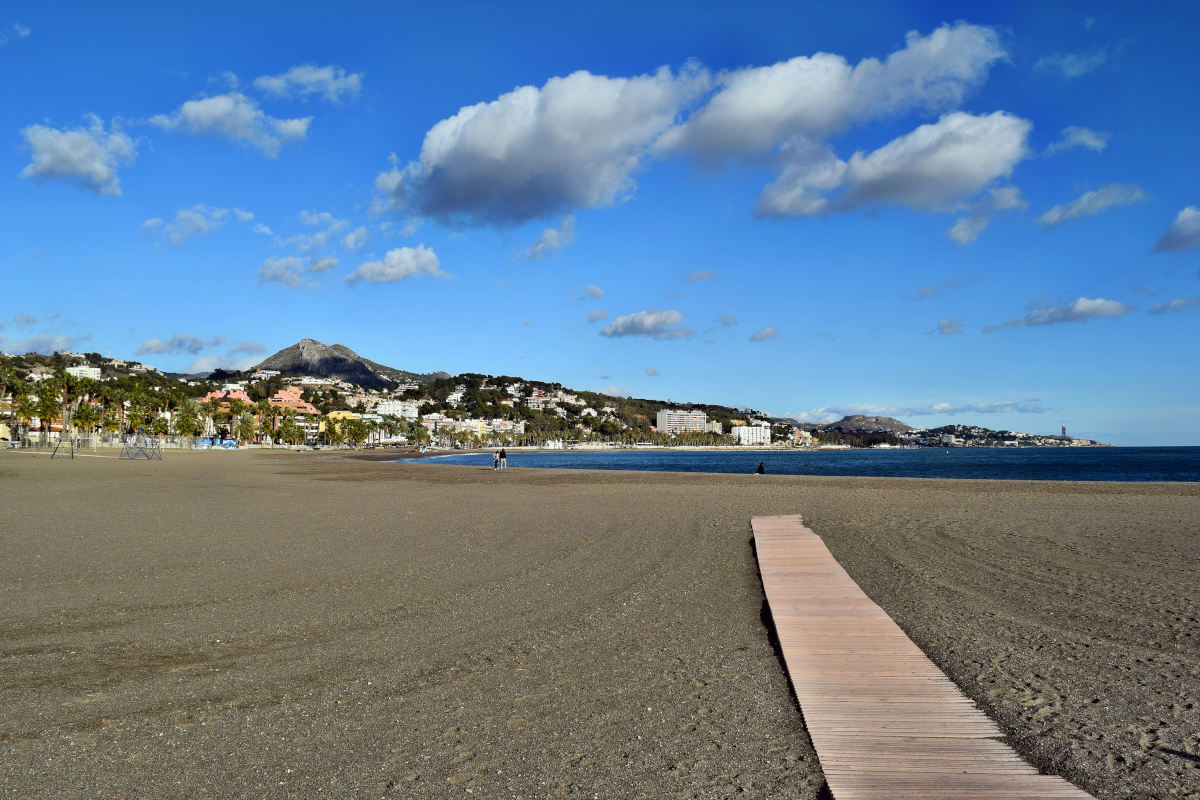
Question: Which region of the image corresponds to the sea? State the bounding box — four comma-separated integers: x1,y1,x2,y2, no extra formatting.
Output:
404,446,1200,483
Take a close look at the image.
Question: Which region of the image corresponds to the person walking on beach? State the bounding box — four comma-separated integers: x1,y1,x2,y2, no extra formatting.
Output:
499,447,507,470
493,451,499,470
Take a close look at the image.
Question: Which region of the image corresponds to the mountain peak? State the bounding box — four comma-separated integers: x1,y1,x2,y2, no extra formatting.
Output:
256,339,448,389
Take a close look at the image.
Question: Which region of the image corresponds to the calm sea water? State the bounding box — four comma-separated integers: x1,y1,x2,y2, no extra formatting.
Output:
404,447,1200,482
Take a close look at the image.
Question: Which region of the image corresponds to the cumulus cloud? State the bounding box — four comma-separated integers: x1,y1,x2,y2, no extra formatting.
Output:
19,114,137,195
600,309,692,340
256,256,310,288
374,65,710,225
1153,206,1200,253
984,297,1135,332
144,204,254,244
1148,297,1200,315
136,333,223,355
659,23,1005,159
253,64,363,102
587,310,609,323
252,223,274,236
749,324,779,342
584,284,604,299
345,245,447,283
757,111,1031,218
945,185,1026,245
793,400,1046,423
644,367,660,376
343,226,368,251
1045,125,1109,155
523,214,576,259
936,318,964,335
151,92,311,157
598,384,630,398
1035,50,1107,79
686,269,718,281
307,256,339,273
278,210,350,251
1037,183,1146,228
715,314,739,327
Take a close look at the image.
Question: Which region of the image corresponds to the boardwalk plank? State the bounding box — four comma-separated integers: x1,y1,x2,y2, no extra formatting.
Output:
753,514,1095,800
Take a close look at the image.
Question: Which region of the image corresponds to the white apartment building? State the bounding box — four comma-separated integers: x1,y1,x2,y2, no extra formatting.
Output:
656,408,707,434
375,399,421,420
706,420,723,434
732,425,770,445
66,365,102,380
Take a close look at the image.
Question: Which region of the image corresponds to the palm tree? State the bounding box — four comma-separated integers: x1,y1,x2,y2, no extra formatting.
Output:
234,411,255,444
35,379,61,445
173,398,201,438
72,402,100,439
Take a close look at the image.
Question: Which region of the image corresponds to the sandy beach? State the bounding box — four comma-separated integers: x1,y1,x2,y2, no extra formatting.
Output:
1,449,1197,799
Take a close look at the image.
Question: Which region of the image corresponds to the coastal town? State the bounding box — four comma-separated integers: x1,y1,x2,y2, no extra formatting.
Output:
1,343,1107,451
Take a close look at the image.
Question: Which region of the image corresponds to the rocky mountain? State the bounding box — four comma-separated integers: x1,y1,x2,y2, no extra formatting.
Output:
820,414,914,434
255,339,449,390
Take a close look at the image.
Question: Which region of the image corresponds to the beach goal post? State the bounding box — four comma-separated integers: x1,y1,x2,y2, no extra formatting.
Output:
119,429,163,461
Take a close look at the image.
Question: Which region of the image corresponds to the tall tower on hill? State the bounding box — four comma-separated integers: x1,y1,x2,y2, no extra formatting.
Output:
1062,423,1066,437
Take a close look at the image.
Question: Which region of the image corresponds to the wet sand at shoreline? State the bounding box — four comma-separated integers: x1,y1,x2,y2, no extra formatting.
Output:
1,450,1197,799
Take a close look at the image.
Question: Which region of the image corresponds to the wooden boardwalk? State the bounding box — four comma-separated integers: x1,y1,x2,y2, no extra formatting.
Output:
752,514,1095,800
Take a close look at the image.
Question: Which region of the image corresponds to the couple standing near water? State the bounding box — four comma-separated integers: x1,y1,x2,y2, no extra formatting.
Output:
492,448,507,470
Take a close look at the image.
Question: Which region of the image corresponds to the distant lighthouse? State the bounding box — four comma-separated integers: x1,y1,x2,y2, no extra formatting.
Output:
1061,423,1067,437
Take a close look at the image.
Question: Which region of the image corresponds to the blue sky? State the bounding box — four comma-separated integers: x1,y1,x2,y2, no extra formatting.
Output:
3,1,1198,445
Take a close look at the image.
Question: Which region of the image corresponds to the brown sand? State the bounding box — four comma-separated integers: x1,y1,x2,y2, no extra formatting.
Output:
0,449,1196,799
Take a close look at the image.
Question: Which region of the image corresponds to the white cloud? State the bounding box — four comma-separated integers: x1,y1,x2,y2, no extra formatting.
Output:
757,111,1031,217
308,256,339,273
19,114,137,195
1148,297,1200,315
256,255,341,287
587,310,609,323
145,204,255,244
278,210,351,251
257,256,308,288
583,284,604,299
946,216,989,246
253,64,363,103
598,384,630,398
686,269,718,281
715,314,739,327
0,334,90,355
228,340,267,356
345,245,447,283
1035,50,1107,79
523,214,576,259
936,318,964,335
1153,206,1200,253
0,313,40,330
659,23,1005,160
793,400,1046,422
984,297,1135,332
136,333,222,355
600,309,692,340
1045,125,1108,155
946,185,1026,245
1036,183,1146,228
644,367,660,376
184,353,262,374
151,92,311,157
343,226,369,251
252,223,273,236
375,66,710,225
749,324,779,342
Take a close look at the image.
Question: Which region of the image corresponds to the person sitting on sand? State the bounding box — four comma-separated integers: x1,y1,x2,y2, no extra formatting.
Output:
756,461,765,475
